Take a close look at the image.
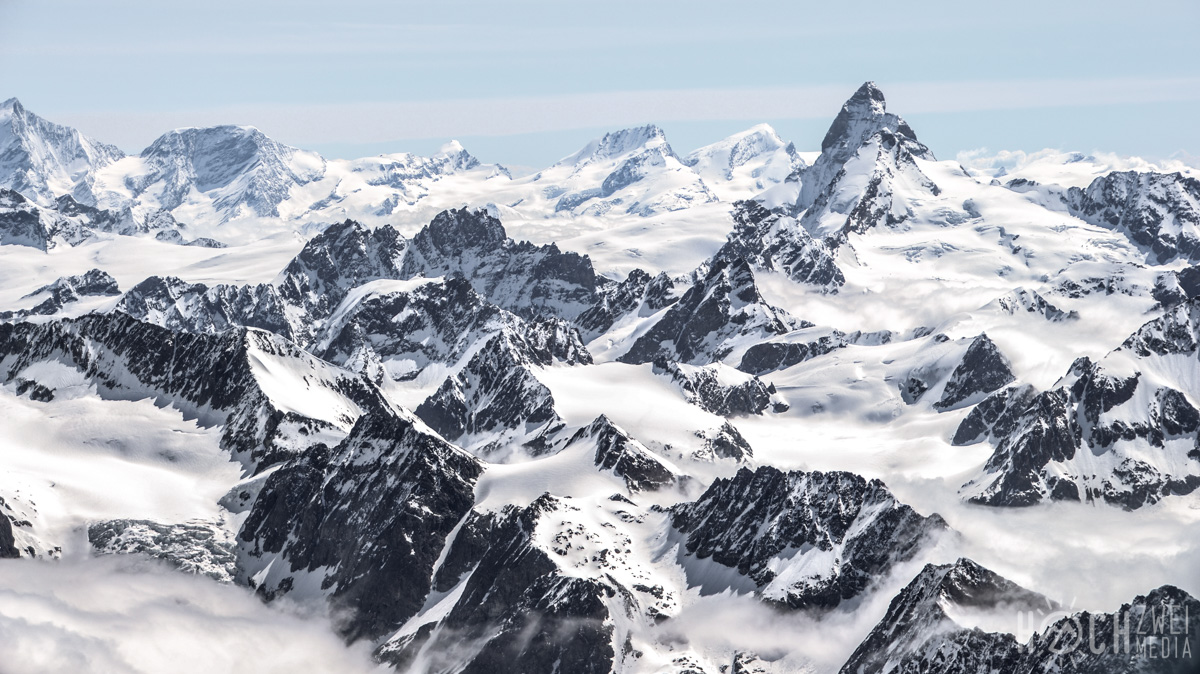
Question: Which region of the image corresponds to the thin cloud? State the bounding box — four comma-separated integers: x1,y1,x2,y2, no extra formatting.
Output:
50,77,1200,153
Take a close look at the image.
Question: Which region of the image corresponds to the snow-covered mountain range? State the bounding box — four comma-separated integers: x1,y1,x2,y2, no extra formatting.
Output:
1,83,1198,674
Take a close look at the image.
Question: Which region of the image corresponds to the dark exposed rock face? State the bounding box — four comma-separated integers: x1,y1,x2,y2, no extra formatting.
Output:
0,313,390,472
619,258,801,365
400,208,599,320
652,357,783,416
277,219,406,309
840,558,1050,674
737,329,851,375
36,268,120,298
1154,266,1200,307
576,268,653,338
671,466,947,609
568,415,678,492
843,560,1200,674
0,268,120,319
415,334,566,456
715,200,844,292
314,277,591,381
1123,299,1200,357
0,510,19,558
576,269,680,339
115,218,594,382
951,384,1039,446
801,128,941,241
694,420,754,461
934,334,1017,411
378,495,624,674
1068,171,1200,264
816,83,934,178
0,187,96,250
116,275,295,341
960,387,1084,507
0,182,199,250
50,194,138,234
314,276,505,378
960,304,1200,508
237,409,484,643
522,316,594,366
1021,585,1200,674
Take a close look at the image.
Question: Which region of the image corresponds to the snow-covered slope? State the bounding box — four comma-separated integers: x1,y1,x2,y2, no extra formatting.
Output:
520,124,718,218
0,98,125,207
94,125,327,225
684,124,804,200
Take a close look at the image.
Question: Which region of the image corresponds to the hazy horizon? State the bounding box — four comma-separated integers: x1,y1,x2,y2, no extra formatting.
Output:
4,1,1198,168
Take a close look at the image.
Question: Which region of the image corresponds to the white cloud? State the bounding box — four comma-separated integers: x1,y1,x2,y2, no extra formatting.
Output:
0,556,385,674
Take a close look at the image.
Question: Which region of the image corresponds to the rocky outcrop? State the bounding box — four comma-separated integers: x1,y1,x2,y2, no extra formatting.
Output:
314,277,590,381
619,258,801,365
415,333,566,457
1068,171,1200,264
567,415,679,491
0,313,390,472
934,333,1017,411
0,508,19,559
0,188,97,250
991,287,1078,321
840,558,1050,674
1,268,120,319
671,466,947,609
400,208,599,320
576,268,680,339
115,276,295,341
694,420,754,461
716,200,844,291
652,357,786,416
378,495,631,674
88,519,236,582
843,559,1200,674
238,408,483,642
273,219,408,338
959,304,1200,508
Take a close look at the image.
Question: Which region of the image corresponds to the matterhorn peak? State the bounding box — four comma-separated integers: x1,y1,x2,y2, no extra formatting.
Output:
821,82,887,151
819,81,932,166
792,81,937,220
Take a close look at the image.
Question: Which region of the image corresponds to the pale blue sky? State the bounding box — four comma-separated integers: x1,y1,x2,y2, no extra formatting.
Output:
2,0,1198,168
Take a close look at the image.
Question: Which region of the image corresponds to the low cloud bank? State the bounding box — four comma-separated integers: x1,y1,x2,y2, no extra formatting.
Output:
0,555,384,674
